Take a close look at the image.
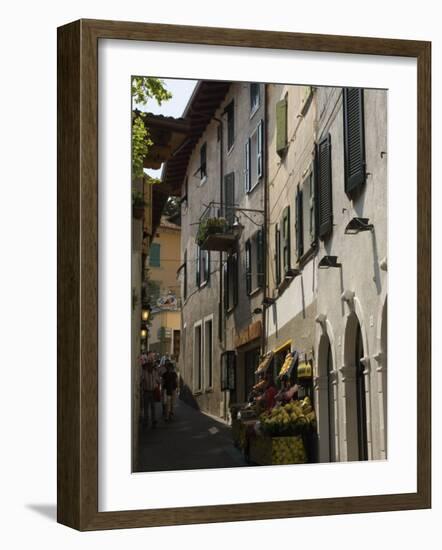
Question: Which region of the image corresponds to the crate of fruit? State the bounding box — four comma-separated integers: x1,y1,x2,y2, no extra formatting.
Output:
249,434,307,465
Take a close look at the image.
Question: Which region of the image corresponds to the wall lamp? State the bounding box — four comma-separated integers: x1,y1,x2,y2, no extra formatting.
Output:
318,255,341,269
344,217,374,234
262,297,276,307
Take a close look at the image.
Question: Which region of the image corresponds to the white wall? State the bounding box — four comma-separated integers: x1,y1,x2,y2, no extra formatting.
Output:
0,0,440,548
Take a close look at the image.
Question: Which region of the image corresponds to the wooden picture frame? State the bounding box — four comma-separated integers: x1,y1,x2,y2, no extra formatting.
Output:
57,19,431,531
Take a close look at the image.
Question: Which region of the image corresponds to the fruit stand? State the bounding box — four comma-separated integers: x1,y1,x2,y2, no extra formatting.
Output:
246,398,316,465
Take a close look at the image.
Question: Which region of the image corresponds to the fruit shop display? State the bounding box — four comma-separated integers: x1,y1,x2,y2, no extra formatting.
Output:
249,434,307,465
278,352,295,378
259,397,316,437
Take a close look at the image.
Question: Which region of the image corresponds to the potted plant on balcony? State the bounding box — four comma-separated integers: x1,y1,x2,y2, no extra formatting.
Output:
132,190,145,220
196,217,228,244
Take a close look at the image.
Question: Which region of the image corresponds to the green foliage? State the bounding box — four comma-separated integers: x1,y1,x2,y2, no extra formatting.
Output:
131,77,172,180
196,217,229,245
132,190,144,208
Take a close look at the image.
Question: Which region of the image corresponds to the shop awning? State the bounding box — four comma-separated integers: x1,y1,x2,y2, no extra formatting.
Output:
255,351,274,374
272,339,292,355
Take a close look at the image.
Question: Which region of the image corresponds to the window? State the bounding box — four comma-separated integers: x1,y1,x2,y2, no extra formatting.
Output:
196,246,210,287
316,134,333,239
245,240,252,294
281,206,291,274
224,252,238,311
295,187,304,260
200,143,207,181
246,231,264,294
204,318,213,389
194,324,203,392
221,351,236,391
224,172,235,225
275,223,281,286
183,249,188,300
343,88,366,194
276,95,288,156
226,101,235,151
250,83,260,114
245,120,264,193
149,243,160,267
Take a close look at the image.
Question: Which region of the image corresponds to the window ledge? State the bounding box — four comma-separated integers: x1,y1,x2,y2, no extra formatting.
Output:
248,287,263,298
199,176,207,186
198,280,209,290
193,390,203,396
205,387,214,393
247,177,262,194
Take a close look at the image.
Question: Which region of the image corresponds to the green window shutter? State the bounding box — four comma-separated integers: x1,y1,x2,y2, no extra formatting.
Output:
316,134,333,239
296,189,304,259
281,206,291,273
343,88,366,193
244,140,250,192
223,261,229,311
245,240,252,294
196,246,201,286
183,249,187,300
257,120,264,178
257,229,264,288
149,243,160,267
275,224,281,286
309,170,317,245
276,97,288,156
224,172,235,224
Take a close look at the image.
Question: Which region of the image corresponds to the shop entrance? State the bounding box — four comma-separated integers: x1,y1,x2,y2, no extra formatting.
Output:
344,312,369,461
318,334,337,462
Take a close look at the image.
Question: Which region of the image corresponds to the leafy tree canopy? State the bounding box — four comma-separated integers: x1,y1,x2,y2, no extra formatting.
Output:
131,77,172,180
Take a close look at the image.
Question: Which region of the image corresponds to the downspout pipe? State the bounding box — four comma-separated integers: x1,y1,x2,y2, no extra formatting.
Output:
261,84,269,358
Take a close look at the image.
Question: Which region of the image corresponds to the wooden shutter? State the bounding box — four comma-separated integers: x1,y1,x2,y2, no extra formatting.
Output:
316,134,333,239
343,88,366,193
196,246,201,286
281,206,291,273
223,260,229,311
308,170,317,245
257,229,264,288
227,101,235,150
275,224,281,286
200,143,207,179
276,97,288,156
224,172,235,224
149,243,160,267
244,140,251,192
232,253,238,307
183,249,187,300
245,240,252,294
296,188,304,259
257,120,264,178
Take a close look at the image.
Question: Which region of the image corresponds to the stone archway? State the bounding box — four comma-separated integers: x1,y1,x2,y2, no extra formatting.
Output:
342,310,370,461
317,331,339,462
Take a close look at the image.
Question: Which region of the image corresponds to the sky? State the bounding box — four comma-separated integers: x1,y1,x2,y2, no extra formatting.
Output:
135,78,198,178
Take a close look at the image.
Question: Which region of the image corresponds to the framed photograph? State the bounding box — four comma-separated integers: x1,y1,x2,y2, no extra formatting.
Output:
57,19,431,530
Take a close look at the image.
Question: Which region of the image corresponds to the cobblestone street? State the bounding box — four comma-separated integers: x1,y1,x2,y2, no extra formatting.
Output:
136,398,247,472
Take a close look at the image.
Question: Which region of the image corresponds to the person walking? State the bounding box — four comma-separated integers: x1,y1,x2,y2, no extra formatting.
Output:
141,353,159,429
162,360,178,421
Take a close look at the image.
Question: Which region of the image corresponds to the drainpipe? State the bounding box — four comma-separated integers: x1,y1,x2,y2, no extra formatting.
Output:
213,117,224,346
261,84,269,358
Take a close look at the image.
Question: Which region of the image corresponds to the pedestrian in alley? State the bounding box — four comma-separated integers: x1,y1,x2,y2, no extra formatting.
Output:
157,356,168,419
162,360,178,421
141,352,160,429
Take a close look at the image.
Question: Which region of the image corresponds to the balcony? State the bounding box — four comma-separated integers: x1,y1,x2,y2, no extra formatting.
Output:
196,202,241,252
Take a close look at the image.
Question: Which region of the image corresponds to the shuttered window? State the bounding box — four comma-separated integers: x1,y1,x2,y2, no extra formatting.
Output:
295,188,304,260
343,88,366,193
226,101,235,151
316,134,333,239
276,96,288,156
275,224,281,286
224,172,235,224
257,120,264,178
257,228,264,289
245,240,252,295
281,206,291,273
183,249,188,300
149,243,160,267
225,253,238,310
196,246,210,287
196,246,200,286
244,140,251,192
200,143,207,180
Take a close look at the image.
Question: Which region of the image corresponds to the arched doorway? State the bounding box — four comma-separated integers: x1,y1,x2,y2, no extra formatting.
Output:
317,333,337,462
344,312,369,461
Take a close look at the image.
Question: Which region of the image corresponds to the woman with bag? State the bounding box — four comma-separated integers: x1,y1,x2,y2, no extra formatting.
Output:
141,355,160,429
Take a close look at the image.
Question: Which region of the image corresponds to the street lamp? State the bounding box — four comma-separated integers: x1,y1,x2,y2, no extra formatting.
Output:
140,328,147,340
141,305,150,322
